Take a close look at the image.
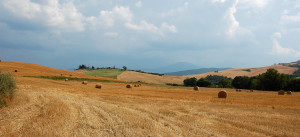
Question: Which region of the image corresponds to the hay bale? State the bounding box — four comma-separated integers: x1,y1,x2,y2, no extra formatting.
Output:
69,74,72,77
194,86,199,91
60,74,63,76
250,89,253,92
95,84,102,89
218,90,227,98
65,78,68,81
14,70,18,72
82,81,88,85
278,90,285,95
235,89,239,92
126,84,132,88
239,89,242,92
286,91,292,95
0,60,1,62
134,84,139,87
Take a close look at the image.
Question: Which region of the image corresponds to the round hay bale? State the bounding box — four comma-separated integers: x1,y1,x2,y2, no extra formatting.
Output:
286,91,292,95
60,74,63,76
82,81,88,85
194,86,199,91
278,90,285,95
239,89,242,92
235,89,239,92
138,84,142,86
65,78,68,81
69,74,72,77
14,70,18,72
134,84,139,87
95,84,102,89
250,89,253,92
126,84,132,88
218,90,227,98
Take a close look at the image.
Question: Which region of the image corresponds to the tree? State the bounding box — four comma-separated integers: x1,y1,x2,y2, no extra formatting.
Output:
197,78,211,87
285,78,300,91
183,77,197,87
257,68,289,91
91,66,95,70
122,66,127,71
232,76,251,89
78,64,89,70
218,78,231,88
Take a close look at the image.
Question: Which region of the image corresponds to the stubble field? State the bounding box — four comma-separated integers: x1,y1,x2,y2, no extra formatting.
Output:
0,61,300,136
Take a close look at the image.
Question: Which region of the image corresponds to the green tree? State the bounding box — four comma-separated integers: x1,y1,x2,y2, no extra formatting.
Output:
183,77,197,87
232,76,251,89
197,78,211,87
257,68,289,91
122,66,127,71
218,78,231,88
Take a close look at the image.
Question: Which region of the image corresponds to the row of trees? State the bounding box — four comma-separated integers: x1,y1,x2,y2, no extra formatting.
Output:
184,68,300,91
77,64,127,71
184,75,232,88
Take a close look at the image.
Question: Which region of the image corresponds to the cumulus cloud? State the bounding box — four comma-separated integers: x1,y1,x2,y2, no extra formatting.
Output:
2,0,85,32
270,32,300,57
135,1,142,8
225,0,239,37
99,6,133,27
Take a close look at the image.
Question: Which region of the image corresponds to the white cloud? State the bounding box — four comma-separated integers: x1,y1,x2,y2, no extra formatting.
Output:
271,39,300,57
239,0,269,8
273,32,282,38
135,1,142,8
212,0,226,3
161,22,178,33
125,21,177,35
270,32,300,57
2,0,85,32
226,0,239,37
99,6,133,27
104,32,118,37
161,2,189,17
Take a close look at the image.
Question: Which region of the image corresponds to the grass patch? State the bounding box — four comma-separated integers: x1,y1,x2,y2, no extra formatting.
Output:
0,72,16,108
82,69,124,79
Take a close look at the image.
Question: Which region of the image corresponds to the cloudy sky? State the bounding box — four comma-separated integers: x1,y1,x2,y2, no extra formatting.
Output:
0,0,300,70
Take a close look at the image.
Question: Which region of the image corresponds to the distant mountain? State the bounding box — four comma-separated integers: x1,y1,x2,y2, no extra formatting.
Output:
165,68,231,76
145,62,200,74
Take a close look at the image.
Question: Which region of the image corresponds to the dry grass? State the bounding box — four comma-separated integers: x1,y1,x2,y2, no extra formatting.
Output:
0,61,300,136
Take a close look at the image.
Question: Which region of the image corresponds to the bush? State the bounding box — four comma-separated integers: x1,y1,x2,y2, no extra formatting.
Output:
0,72,16,107
183,77,197,87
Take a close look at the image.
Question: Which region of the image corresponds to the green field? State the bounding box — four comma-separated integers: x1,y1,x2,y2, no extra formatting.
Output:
82,69,124,79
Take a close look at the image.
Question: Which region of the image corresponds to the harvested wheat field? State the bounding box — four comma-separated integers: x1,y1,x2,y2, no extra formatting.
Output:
1,62,300,136
191,65,298,79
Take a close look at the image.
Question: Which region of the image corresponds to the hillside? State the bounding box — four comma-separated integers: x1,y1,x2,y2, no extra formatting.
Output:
0,61,119,81
189,65,298,79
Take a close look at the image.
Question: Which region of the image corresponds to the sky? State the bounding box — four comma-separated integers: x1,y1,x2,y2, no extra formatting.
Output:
0,0,300,70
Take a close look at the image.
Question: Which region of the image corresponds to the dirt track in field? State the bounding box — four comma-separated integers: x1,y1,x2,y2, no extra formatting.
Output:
1,61,300,136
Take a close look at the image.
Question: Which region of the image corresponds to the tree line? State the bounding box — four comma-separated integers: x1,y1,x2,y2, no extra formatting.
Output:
184,68,300,91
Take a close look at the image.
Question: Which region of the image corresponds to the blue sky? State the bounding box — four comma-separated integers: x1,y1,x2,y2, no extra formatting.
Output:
0,0,300,70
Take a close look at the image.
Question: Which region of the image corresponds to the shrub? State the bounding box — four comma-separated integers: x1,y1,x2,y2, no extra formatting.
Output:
0,72,16,107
